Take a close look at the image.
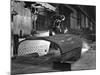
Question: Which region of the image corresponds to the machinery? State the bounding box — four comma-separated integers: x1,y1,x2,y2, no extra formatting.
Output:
12,1,83,64
17,34,82,63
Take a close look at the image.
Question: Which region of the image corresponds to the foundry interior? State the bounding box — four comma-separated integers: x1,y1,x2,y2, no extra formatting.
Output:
11,0,96,74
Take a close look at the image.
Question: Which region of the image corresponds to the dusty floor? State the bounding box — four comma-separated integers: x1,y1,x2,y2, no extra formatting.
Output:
71,50,96,70
11,42,96,75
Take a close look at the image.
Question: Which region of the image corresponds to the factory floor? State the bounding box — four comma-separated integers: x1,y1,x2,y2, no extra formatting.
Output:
11,42,96,75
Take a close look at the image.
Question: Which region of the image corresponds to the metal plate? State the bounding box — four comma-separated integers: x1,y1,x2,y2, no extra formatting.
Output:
18,40,50,56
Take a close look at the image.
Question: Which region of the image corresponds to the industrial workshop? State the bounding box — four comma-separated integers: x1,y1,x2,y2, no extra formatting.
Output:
11,0,96,74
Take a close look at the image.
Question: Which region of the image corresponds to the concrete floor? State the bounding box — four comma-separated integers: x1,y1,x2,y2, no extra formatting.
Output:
71,50,96,70
11,42,96,75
